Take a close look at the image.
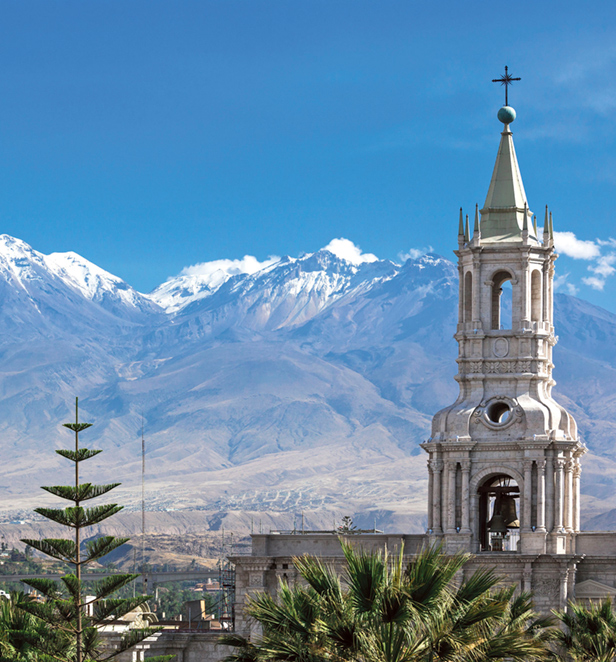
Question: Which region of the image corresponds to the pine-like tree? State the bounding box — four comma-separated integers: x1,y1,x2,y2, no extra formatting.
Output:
19,398,173,662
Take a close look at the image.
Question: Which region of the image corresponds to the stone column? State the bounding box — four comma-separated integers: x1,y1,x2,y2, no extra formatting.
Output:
523,562,533,593
559,565,570,609
536,459,546,532
565,459,574,532
432,460,443,534
460,460,471,533
548,262,555,326
470,492,479,551
546,451,554,532
243,562,272,638
523,459,533,531
542,261,550,326
554,458,565,532
427,460,434,531
573,461,582,532
520,259,530,326
446,461,457,532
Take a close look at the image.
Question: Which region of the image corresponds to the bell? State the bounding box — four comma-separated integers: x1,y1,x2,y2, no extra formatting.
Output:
487,513,508,534
500,495,520,529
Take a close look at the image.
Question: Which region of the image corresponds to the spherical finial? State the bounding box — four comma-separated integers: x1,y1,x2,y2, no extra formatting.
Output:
497,105,516,125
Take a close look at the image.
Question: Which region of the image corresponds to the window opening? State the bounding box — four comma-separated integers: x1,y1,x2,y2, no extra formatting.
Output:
500,280,512,329
487,401,511,425
464,272,473,323
491,271,513,330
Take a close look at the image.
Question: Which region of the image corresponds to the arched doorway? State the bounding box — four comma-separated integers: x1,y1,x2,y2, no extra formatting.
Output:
478,474,520,552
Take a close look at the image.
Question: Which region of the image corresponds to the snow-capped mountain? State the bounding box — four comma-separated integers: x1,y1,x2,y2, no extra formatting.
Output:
2,234,616,533
152,251,403,348
0,234,161,334
44,250,161,318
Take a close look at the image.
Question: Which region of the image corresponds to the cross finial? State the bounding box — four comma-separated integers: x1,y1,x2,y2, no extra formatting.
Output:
492,66,521,106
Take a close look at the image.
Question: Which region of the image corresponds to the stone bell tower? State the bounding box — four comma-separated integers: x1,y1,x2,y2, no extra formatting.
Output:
421,103,585,557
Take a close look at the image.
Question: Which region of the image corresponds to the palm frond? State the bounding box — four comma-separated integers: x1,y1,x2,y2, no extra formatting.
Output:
341,540,385,614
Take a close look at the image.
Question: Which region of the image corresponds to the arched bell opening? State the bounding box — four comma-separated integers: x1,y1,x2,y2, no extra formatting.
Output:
491,270,513,330
478,474,520,552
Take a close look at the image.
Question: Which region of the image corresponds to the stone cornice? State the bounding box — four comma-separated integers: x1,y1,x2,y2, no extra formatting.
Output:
422,440,579,453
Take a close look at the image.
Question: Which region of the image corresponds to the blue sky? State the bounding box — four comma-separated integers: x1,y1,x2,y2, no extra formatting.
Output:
1,1,616,310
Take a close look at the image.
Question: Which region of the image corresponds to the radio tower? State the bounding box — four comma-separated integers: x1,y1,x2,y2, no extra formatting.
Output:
141,416,147,595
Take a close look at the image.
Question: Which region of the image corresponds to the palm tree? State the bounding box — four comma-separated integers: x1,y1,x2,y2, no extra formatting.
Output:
554,598,616,662
0,591,72,662
221,542,553,662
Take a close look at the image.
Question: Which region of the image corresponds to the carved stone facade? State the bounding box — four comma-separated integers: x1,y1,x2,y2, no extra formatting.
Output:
422,106,585,563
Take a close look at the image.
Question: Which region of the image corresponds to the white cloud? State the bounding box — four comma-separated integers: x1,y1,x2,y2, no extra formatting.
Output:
582,276,606,291
555,46,616,86
553,231,600,260
554,273,579,296
321,238,378,265
565,282,579,296
550,231,616,294
580,251,616,291
549,45,616,119
180,254,280,279
589,253,616,278
398,246,434,262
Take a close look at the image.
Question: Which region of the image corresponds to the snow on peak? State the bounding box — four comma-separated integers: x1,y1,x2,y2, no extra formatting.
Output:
321,238,378,265
42,250,156,314
180,254,282,279
0,234,54,289
45,251,127,300
148,237,394,314
149,254,283,313
0,235,153,314
398,246,433,263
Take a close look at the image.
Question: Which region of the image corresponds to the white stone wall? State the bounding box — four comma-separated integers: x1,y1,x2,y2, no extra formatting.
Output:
100,631,228,662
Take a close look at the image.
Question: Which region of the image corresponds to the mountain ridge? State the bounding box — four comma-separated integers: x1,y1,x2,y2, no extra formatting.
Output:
1,235,616,534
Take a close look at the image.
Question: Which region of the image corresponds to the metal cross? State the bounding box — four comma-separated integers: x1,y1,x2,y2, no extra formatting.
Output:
492,66,521,106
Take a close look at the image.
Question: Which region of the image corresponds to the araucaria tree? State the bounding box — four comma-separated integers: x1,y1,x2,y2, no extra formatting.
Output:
19,398,172,662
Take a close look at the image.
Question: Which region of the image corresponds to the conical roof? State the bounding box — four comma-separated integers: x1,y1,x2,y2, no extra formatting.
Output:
480,114,536,243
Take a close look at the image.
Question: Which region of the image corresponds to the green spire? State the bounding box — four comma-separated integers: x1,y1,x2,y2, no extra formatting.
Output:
543,205,549,242
549,211,554,239
522,202,528,232
480,119,529,242
473,204,480,236
464,214,470,243
458,207,464,236
533,215,537,236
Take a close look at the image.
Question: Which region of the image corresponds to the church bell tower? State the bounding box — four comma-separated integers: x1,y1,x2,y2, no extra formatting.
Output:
421,100,585,556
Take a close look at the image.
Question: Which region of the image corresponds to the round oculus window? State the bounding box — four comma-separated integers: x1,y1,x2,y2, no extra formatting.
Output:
486,401,512,425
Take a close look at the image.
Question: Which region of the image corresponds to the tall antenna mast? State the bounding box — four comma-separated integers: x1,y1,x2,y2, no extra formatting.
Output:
141,415,147,595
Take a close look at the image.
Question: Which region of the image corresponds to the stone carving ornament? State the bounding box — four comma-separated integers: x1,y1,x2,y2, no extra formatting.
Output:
493,337,509,358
